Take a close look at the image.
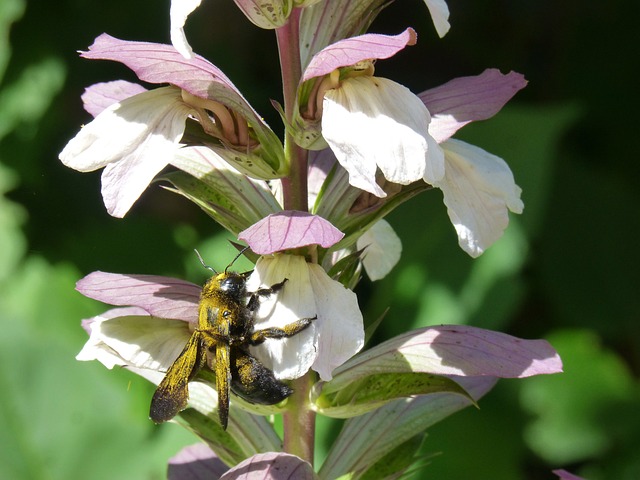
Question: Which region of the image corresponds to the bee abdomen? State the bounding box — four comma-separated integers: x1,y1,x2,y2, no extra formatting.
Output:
230,350,293,404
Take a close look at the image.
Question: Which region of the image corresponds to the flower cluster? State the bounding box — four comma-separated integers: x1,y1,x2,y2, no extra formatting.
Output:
61,0,562,477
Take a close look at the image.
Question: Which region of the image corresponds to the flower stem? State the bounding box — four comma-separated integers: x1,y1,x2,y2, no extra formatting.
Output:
276,7,308,212
275,8,315,463
282,373,316,465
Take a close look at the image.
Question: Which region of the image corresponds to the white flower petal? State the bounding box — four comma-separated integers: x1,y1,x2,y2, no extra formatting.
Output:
77,311,192,373
357,219,402,281
307,263,363,380
246,255,319,380
322,76,444,197
246,255,364,381
435,139,524,257
424,127,446,184
423,0,451,38
60,87,192,217
60,87,183,171
170,0,202,58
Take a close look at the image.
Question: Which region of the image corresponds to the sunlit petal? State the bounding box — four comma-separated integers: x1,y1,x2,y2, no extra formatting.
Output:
246,255,319,379
81,80,147,117
77,310,191,372
421,69,527,143
246,255,363,381
239,211,344,254
435,139,524,257
423,0,450,38
170,0,202,58
60,86,192,217
302,28,416,82
323,76,444,197
357,219,402,281
308,263,363,380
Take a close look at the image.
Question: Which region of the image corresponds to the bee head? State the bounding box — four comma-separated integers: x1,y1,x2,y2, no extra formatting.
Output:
217,272,247,298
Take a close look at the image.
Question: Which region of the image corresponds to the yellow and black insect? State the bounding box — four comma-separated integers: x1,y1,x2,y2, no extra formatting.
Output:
149,250,314,430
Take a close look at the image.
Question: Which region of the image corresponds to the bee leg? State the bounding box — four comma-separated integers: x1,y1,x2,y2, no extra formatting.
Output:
248,316,316,345
246,278,288,312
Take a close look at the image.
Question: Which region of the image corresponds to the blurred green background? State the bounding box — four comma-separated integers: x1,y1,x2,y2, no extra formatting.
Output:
1,0,638,479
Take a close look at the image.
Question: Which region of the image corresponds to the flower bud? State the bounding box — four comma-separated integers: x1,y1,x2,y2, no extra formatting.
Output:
233,0,293,29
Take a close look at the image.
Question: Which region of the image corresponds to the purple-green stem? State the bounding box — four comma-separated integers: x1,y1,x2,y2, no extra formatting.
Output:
276,7,309,213
275,8,315,465
283,374,316,464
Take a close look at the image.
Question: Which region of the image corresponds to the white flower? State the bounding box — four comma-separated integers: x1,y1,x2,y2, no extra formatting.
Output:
170,0,202,58
322,76,445,197
246,254,364,381
59,86,192,217
357,219,403,281
423,0,451,38
435,139,524,257
76,307,192,372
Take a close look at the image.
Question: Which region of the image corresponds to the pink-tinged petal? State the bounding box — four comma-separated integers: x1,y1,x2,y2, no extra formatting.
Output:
423,0,450,38
168,443,228,480
221,452,315,480
302,28,417,82
552,470,587,480
81,34,284,174
307,148,337,208
82,80,147,117
76,271,200,321
331,324,562,386
239,211,344,254
82,34,235,97
82,34,255,121
420,69,527,143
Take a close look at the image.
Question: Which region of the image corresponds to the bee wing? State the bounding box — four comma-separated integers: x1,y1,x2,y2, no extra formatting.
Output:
216,341,231,430
150,331,204,423
212,303,232,430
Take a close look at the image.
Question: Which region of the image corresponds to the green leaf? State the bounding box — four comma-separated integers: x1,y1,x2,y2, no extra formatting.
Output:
325,246,364,290
177,409,248,467
319,377,496,479
161,172,255,235
162,146,281,235
314,372,474,418
358,434,423,480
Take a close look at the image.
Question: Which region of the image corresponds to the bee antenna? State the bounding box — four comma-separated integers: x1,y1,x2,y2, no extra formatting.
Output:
225,246,250,273
194,249,217,274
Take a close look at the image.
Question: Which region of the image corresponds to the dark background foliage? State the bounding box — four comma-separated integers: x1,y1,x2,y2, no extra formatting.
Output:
1,0,638,478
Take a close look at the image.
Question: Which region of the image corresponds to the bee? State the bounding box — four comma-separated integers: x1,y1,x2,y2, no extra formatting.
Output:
149,250,315,430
